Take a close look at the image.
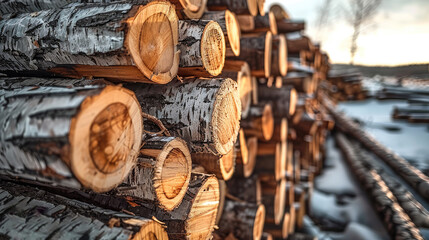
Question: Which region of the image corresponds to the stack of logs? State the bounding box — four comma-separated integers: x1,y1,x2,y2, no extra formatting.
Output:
0,0,334,239
322,72,367,102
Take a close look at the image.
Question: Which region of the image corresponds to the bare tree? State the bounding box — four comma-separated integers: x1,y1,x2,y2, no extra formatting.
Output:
345,0,382,65
315,0,333,32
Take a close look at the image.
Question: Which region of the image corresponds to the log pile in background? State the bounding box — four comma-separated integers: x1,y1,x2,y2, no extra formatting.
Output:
321,72,367,102
0,1,337,239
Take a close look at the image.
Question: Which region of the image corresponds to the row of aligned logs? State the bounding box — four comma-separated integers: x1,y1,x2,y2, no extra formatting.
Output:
321,72,367,102
0,0,335,239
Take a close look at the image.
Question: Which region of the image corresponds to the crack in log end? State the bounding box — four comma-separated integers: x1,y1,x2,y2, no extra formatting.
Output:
186,175,219,240
89,103,133,174
211,78,241,155
201,21,225,76
70,86,143,193
127,2,179,84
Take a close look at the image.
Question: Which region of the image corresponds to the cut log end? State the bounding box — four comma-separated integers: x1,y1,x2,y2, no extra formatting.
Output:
270,4,290,21
186,175,220,240
244,137,258,177
150,137,192,210
212,78,241,155
257,0,266,16
238,129,249,165
268,11,278,35
180,0,208,19
248,0,259,16
262,104,275,141
220,148,236,181
127,2,180,84
201,21,226,76
225,10,242,56
254,204,266,240
279,118,288,142
264,32,273,78
238,62,252,118
275,178,287,224
282,213,291,239
278,35,288,76
289,88,298,115
132,220,170,239
70,86,142,193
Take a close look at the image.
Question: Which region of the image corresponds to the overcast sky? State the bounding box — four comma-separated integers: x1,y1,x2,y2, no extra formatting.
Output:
266,0,429,66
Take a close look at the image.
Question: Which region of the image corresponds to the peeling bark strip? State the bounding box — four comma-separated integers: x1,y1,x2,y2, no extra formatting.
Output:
258,84,297,117
335,133,424,240
207,0,258,16
0,2,180,84
201,10,241,56
215,200,265,240
229,32,272,78
127,78,241,156
323,96,429,201
114,136,192,211
0,77,142,192
177,20,226,77
241,103,274,141
0,181,169,239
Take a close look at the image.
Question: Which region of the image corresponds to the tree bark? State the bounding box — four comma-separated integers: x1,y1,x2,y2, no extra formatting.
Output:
236,11,277,35
113,136,192,211
221,61,252,118
258,84,297,117
216,200,266,240
259,174,286,225
277,20,305,34
271,34,288,77
0,2,180,84
0,77,142,193
201,10,241,56
287,33,314,54
0,180,168,239
207,0,258,16
241,103,274,141
226,175,261,203
177,20,226,77
127,78,241,156
229,32,272,77
255,141,287,181
282,72,315,94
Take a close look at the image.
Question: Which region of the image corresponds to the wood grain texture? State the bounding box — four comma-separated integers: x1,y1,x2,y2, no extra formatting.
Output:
0,2,180,83
0,77,142,192
127,78,241,156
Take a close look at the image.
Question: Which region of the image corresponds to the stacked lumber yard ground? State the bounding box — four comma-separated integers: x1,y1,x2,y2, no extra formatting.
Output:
0,1,336,239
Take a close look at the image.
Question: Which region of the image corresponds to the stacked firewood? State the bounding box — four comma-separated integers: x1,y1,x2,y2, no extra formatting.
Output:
0,1,335,239
322,72,367,102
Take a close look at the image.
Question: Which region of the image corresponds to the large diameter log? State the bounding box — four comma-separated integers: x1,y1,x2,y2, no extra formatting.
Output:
227,175,262,203
235,136,258,178
207,0,258,16
237,11,277,34
221,61,252,118
201,10,241,56
0,78,142,192
0,2,180,84
128,78,241,156
241,104,274,141
0,181,169,240
258,85,297,117
177,20,226,77
323,95,429,201
255,141,287,181
230,32,273,77
259,175,286,225
277,20,305,34
271,34,288,77
192,148,236,180
114,136,192,211
216,200,266,240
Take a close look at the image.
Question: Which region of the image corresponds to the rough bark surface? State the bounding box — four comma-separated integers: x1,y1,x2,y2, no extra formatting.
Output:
207,0,257,16
226,175,261,203
276,20,305,34
0,181,168,239
0,77,142,192
258,84,297,118
127,78,241,156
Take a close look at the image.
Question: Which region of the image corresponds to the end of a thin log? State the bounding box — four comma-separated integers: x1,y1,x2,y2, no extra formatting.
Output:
225,10,242,56
270,4,290,21
264,31,273,78
259,174,286,225
272,118,288,142
127,2,180,84
268,11,278,34
242,103,274,141
254,203,267,240
237,129,249,165
201,21,226,76
70,86,143,193
257,0,266,16
140,136,192,210
192,148,236,180
246,137,259,177
289,88,298,116
178,0,208,19
278,35,288,76
248,0,259,16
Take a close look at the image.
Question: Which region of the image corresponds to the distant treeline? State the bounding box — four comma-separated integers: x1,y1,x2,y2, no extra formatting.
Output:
332,64,429,78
